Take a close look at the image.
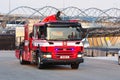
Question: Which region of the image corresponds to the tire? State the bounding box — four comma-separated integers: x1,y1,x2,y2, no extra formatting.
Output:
37,56,44,69
71,63,79,69
19,54,26,65
118,56,120,65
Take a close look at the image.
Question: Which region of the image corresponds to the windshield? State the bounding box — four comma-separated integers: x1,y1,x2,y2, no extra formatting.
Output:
47,26,82,40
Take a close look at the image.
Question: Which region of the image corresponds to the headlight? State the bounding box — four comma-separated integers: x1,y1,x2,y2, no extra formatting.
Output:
43,52,52,58
77,52,83,57
77,54,82,57
44,55,52,58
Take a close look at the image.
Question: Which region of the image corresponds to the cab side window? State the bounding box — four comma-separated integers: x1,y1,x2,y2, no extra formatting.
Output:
33,25,46,39
38,26,46,39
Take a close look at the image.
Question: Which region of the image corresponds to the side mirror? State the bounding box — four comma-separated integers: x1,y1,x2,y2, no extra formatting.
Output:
82,38,89,48
76,27,81,32
15,46,19,50
29,32,33,38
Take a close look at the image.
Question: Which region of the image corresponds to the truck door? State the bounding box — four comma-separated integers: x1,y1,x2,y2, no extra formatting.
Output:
24,24,30,60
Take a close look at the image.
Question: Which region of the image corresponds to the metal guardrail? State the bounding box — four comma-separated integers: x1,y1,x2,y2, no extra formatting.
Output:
85,47,120,57
85,47,120,52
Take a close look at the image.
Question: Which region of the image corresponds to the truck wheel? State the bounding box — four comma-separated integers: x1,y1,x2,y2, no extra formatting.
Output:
37,56,44,69
71,63,79,69
118,57,120,65
20,54,26,65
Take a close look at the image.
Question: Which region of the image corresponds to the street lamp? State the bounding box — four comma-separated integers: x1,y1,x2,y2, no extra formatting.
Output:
9,0,11,12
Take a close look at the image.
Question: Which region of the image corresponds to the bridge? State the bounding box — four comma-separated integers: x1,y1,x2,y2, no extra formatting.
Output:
0,6,120,52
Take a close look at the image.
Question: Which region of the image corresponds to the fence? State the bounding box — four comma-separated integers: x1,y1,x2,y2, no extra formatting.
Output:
0,34,15,50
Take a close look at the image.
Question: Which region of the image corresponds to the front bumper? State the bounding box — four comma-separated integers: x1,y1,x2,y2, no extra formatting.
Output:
41,57,84,65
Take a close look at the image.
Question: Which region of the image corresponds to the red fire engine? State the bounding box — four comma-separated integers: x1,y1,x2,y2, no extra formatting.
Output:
15,20,84,69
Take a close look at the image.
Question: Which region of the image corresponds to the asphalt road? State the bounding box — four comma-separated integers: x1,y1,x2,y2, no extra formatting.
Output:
0,51,120,80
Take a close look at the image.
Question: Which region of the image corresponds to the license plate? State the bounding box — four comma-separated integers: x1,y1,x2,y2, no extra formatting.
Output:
60,56,70,59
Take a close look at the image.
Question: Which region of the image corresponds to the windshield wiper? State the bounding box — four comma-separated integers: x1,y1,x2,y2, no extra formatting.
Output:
68,38,82,41
48,37,82,41
48,38,67,41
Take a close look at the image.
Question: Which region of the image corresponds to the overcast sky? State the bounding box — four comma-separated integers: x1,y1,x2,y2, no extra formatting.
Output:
0,0,120,13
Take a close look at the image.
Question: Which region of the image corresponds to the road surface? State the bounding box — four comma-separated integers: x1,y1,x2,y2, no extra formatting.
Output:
0,51,120,80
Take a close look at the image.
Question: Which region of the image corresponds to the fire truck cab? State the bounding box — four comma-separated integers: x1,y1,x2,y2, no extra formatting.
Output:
15,21,84,69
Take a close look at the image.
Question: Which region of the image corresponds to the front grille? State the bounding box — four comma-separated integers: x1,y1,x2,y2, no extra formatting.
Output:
56,48,74,51
54,48,75,59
